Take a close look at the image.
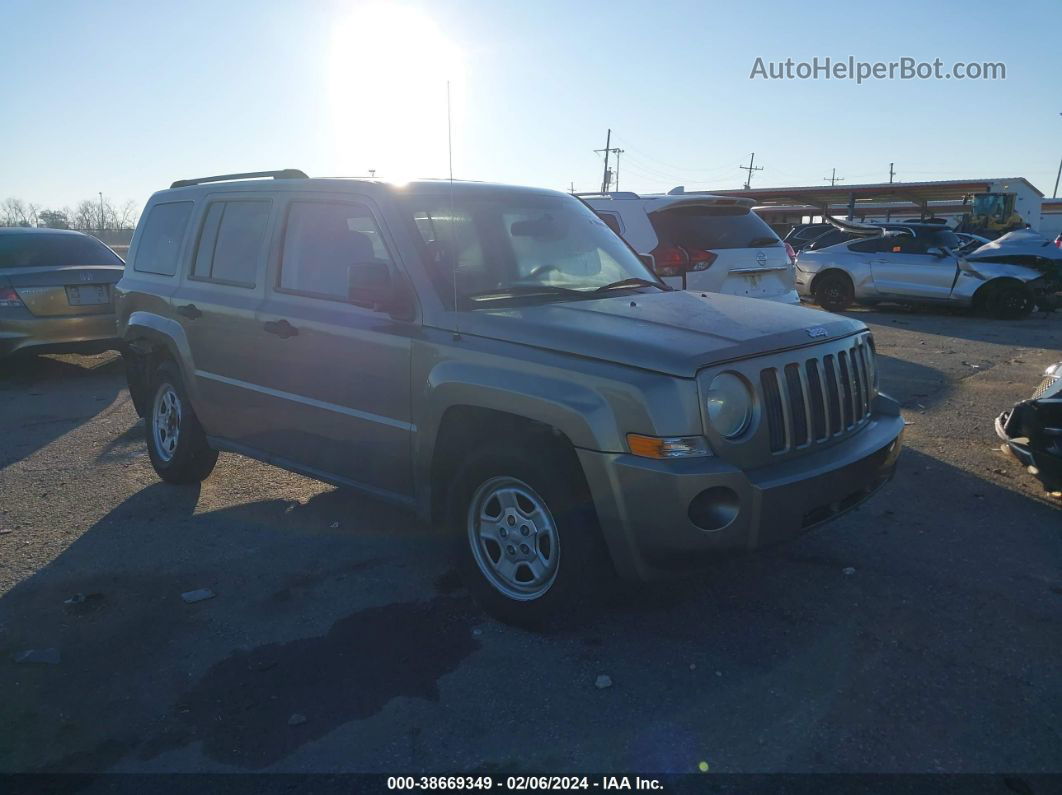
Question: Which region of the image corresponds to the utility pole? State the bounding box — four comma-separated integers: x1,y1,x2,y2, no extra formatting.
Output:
570,181,575,194
889,162,896,183
739,152,763,190
824,168,844,187
98,192,104,232
594,129,623,193
1054,157,1061,199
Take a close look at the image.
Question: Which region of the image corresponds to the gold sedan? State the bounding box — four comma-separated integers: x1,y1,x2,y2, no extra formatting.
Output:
0,228,124,358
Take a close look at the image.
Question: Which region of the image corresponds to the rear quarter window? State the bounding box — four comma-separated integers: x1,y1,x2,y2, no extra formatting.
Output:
650,206,780,250
133,202,194,276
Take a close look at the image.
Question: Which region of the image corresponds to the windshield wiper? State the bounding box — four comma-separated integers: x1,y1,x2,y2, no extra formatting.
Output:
592,277,665,293
464,284,583,302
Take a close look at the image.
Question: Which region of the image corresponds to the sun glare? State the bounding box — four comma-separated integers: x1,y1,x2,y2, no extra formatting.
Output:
328,5,463,182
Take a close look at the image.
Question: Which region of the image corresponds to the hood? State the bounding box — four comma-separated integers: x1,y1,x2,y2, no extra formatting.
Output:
967,230,1062,261
450,290,865,377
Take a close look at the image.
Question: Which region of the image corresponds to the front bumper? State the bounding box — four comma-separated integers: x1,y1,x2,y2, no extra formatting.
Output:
0,311,120,358
995,401,1062,493
578,401,905,581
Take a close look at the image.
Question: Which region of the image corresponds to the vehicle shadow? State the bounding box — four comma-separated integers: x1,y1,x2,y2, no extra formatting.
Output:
1,448,1059,774
0,479,472,773
0,352,126,468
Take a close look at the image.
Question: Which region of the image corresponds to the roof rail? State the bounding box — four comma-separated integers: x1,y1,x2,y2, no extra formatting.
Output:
573,191,641,200
170,169,308,189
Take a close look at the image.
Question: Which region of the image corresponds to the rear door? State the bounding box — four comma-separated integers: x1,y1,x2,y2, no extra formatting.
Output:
867,233,959,299
171,196,277,441
250,195,415,498
0,232,123,318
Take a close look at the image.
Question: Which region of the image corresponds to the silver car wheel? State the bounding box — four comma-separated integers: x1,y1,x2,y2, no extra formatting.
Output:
152,383,182,463
467,476,560,601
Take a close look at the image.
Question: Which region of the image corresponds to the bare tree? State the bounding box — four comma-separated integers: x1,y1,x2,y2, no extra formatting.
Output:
1,198,31,226
72,199,99,231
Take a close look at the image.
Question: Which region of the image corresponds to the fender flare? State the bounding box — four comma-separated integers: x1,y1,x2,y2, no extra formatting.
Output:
122,311,202,406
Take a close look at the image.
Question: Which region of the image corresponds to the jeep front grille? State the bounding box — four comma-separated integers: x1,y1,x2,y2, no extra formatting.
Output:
760,336,875,453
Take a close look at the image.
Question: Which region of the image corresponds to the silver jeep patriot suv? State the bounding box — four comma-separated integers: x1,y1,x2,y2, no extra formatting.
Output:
116,170,904,622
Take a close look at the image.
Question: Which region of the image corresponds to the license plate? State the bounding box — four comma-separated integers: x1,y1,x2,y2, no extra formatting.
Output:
66,285,109,306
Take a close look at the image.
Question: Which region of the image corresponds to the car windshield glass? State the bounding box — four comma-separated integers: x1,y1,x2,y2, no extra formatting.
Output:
0,233,124,268
403,192,662,307
650,206,781,250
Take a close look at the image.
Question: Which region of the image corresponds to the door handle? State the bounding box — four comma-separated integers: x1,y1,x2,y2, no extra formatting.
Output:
176,303,202,320
263,318,298,338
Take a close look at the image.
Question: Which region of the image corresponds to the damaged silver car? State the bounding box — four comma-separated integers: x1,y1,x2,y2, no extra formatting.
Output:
795,223,1062,318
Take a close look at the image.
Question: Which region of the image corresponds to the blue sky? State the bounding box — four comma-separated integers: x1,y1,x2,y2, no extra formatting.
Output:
4,0,1060,211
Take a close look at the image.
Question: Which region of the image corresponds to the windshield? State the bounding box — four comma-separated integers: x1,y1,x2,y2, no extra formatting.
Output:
0,233,124,268
403,193,661,307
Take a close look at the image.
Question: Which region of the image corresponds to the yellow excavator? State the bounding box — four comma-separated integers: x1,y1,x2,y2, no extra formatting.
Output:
957,192,1027,238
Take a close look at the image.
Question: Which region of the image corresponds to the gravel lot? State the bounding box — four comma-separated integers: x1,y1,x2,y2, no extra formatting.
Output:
1,306,1060,775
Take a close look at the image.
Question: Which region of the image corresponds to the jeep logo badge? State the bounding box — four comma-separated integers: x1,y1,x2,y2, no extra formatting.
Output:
805,326,828,338
755,250,767,267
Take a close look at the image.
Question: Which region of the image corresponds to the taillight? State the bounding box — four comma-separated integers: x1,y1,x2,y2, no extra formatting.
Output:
784,241,797,264
0,288,23,308
649,244,689,277
684,248,717,272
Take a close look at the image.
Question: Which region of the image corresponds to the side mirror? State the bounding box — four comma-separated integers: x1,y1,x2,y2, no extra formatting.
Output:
639,253,655,271
926,247,948,258
348,262,412,318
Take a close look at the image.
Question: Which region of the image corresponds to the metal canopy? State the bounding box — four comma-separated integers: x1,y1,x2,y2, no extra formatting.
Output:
695,178,1042,213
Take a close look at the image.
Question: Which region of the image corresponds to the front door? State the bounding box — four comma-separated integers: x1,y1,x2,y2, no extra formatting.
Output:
867,235,958,300
250,196,415,499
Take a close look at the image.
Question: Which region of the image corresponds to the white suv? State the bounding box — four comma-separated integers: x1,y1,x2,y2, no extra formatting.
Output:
584,190,799,303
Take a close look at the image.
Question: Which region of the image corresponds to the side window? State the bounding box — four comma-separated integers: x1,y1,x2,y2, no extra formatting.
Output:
280,201,393,301
596,212,623,236
888,235,927,255
849,237,886,253
192,200,272,287
133,202,193,275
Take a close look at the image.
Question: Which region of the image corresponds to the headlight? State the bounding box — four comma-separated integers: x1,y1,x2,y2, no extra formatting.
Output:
705,372,752,439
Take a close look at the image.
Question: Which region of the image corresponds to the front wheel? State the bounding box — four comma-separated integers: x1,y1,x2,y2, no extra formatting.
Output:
986,282,1034,319
447,447,606,625
146,361,218,484
814,272,854,312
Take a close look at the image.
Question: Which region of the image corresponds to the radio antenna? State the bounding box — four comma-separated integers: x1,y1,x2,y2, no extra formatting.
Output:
448,80,460,339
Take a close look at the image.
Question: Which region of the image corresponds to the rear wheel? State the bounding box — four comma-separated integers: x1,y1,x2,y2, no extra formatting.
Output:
814,272,854,312
447,445,606,626
146,361,218,483
985,282,1034,320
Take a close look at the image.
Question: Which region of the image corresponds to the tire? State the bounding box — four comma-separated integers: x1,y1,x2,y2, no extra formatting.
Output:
985,282,1034,320
445,445,607,626
814,272,854,312
145,361,218,484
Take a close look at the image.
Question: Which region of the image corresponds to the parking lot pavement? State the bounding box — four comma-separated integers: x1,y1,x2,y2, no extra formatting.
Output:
1,308,1060,775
